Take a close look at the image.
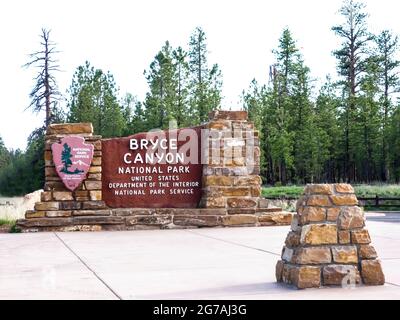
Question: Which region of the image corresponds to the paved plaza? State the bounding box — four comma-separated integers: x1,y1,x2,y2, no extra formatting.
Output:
1,213,400,300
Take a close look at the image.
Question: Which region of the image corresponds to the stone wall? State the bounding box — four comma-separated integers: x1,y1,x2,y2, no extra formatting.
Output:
276,184,385,289
18,123,106,232
17,111,292,232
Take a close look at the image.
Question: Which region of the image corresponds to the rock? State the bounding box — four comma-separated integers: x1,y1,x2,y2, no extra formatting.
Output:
280,264,293,284
53,191,74,201
173,215,221,227
200,197,226,208
327,208,341,222
72,210,111,217
323,265,361,286
45,166,57,177
330,195,358,206
258,213,292,226
228,209,256,215
351,230,371,244
227,198,258,208
84,181,102,190
307,195,331,206
358,245,378,260
89,191,102,201
73,216,124,225
18,218,72,228
82,201,107,210
295,247,332,265
60,201,81,210
74,191,90,201
127,215,173,226
299,207,326,224
88,173,102,181
331,246,358,264
282,247,294,263
335,184,355,194
112,209,154,216
290,266,321,289
35,202,60,211
276,260,284,282
40,192,53,202
203,176,233,186
26,211,45,219
251,186,262,197
338,231,351,244
300,224,338,245
219,187,251,197
258,198,269,209
234,176,262,187
46,123,93,135
291,215,301,232
305,184,333,195
209,110,248,121
338,207,365,230
92,157,101,166
207,120,231,130
285,232,301,248
222,215,257,226
46,211,72,218
361,260,385,285
88,166,102,174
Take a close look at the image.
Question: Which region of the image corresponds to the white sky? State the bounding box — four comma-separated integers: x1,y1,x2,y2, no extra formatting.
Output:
0,0,399,150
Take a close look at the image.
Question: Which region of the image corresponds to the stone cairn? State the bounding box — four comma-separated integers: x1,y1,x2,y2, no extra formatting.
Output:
276,184,385,289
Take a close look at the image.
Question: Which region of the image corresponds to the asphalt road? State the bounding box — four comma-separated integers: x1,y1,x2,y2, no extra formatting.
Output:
366,212,400,223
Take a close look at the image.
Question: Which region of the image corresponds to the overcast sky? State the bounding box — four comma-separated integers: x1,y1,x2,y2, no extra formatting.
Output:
0,0,399,150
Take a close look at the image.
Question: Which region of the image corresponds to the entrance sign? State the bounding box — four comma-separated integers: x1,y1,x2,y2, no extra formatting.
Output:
51,136,94,191
18,112,293,234
102,127,203,208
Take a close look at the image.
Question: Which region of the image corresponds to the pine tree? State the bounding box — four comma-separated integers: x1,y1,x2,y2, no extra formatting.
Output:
375,30,400,181
356,56,381,182
173,47,190,127
143,41,179,129
332,0,373,182
315,77,341,182
0,136,10,170
188,27,223,123
268,29,300,184
67,61,126,138
389,104,400,182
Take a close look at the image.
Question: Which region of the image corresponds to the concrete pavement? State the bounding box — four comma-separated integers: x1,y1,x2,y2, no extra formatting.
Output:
1,214,400,300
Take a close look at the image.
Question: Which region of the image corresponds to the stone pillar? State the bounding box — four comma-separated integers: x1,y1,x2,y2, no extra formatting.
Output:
18,123,105,232
276,184,385,289
200,111,289,227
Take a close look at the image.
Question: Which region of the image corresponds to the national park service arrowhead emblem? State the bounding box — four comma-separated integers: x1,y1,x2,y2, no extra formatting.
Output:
51,136,94,191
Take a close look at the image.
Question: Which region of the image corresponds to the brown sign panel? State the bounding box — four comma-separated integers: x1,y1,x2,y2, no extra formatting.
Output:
102,127,203,208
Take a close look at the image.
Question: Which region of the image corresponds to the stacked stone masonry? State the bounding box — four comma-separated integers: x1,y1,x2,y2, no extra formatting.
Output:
276,184,385,289
17,112,292,232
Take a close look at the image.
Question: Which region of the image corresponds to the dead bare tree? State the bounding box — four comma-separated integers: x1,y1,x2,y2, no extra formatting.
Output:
24,28,61,127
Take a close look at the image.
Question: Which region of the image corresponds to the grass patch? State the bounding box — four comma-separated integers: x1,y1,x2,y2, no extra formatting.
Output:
0,218,19,233
262,186,304,198
262,184,400,198
0,218,11,226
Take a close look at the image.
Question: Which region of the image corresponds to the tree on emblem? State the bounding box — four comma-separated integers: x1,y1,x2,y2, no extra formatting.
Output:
61,143,83,175
61,143,72,173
